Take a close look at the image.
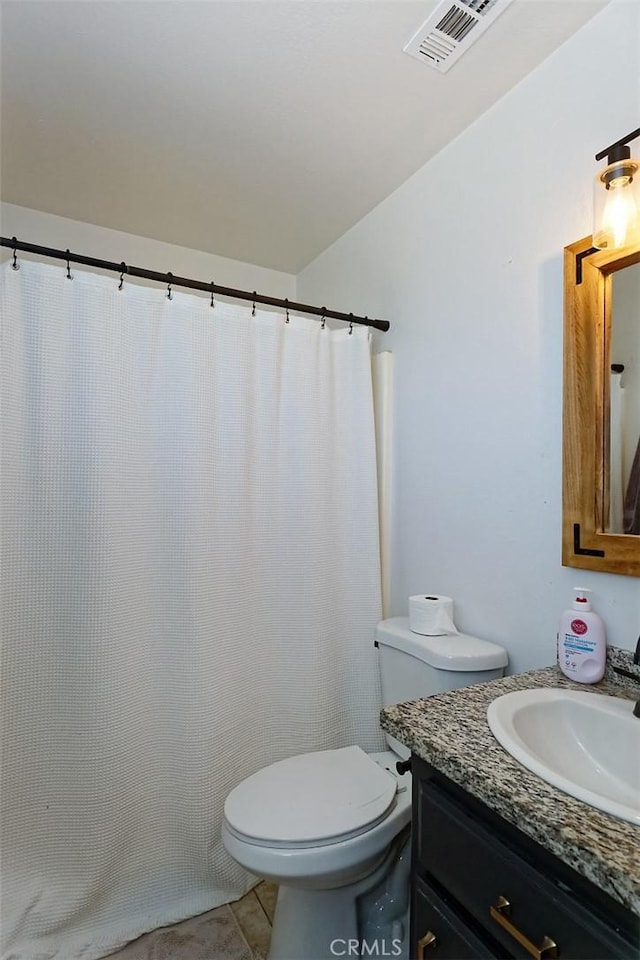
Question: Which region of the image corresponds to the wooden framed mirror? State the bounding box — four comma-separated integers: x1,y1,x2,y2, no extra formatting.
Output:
563,236,640,576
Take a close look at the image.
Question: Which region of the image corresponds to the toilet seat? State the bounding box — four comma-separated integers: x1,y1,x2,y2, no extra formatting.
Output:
223,745,397,848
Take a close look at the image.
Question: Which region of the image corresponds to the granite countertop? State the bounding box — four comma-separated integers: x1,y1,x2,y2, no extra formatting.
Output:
380,647,640,916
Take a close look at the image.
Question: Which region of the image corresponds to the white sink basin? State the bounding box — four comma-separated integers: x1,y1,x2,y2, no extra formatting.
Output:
487,688,640,825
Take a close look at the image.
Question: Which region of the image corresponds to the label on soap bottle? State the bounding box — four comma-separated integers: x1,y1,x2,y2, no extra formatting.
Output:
558,617,605,683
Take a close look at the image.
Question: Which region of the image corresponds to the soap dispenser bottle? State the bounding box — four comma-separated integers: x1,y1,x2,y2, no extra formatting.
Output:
557,588,606,683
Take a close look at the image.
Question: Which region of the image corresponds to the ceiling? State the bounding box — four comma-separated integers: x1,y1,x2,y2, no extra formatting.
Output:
0,0,606,273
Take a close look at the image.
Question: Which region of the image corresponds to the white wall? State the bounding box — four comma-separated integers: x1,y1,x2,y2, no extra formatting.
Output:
0,203,296,299
298,1,640,671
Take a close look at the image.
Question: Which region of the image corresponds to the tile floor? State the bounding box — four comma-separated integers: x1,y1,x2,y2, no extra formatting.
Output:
107,882,276,960
230,882,277,959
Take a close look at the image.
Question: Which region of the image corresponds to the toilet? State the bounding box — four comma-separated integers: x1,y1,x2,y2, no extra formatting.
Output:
222,616,507,959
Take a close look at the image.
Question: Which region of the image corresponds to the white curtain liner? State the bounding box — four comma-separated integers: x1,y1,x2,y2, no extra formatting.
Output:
0,259,384,960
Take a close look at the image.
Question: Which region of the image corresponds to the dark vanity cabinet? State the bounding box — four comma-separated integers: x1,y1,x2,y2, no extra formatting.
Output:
410,757,639,960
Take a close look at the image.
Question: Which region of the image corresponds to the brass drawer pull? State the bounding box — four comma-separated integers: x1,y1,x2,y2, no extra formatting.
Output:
417,930,437,958
490,895,558,960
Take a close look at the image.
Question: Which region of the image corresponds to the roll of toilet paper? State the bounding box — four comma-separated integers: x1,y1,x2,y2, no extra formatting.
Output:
408,595,458,636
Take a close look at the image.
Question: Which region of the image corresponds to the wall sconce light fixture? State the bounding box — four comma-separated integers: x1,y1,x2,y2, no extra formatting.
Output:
593,126,640,249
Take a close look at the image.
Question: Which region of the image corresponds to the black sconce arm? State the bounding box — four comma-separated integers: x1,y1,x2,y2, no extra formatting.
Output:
595,126,640,163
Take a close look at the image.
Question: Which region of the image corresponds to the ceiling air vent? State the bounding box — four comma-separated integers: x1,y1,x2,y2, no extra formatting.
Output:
403,0,514,73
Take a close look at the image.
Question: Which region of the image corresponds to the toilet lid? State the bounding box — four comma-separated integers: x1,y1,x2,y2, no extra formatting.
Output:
224,746,397,846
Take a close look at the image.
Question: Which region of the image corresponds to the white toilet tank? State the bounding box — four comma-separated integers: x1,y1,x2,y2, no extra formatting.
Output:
376,617,508,757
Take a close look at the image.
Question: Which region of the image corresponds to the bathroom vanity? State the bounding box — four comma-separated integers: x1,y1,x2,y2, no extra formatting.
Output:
380,659,640,960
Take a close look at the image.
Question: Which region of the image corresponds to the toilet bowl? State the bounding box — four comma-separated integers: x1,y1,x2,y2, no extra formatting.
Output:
223,618,508,960
223,748,412,959
223,747,411,890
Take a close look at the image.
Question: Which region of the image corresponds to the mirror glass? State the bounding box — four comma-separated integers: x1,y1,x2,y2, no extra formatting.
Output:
607,263,640,535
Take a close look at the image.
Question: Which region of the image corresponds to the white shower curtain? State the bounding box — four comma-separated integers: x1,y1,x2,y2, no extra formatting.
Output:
0,260,384,960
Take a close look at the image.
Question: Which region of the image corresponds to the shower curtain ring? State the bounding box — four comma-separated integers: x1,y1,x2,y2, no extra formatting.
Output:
252,291,256,317
321,308,326,330
285,299,290,323
65,249,72,280
348,313,354,335
167,272,173,301
11,237,19,271
118,262,126,290
210,282,215,309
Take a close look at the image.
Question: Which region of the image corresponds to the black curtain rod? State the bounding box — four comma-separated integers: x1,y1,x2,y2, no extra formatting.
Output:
1,236,390,333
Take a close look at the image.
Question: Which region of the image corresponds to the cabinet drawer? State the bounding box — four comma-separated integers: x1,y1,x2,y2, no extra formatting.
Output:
417,778,635,959
413,876,496,959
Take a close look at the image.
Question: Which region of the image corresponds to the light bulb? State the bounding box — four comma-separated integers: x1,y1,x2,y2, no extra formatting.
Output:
593,157,640,249
601,178,638,248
